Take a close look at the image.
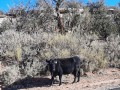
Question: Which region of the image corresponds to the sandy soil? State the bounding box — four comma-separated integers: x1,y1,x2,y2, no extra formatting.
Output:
1,68,120,90
25,68,120,90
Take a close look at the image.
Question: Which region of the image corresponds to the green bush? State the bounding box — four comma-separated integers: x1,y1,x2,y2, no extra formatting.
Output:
87,2,118,40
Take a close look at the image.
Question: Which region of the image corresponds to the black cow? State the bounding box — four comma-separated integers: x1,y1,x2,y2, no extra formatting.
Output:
46,56,81,86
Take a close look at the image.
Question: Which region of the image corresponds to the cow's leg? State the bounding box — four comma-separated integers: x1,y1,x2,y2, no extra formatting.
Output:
58,66,63,86
59,74,62,86
72,71,78,83
51,75,54,85
77,70,80,82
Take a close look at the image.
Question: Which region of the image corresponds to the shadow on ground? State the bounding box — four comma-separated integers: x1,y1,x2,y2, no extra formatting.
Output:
109,87,120,90
1,77,52,90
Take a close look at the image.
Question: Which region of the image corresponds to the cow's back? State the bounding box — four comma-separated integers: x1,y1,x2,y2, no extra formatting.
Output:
58,56,80,74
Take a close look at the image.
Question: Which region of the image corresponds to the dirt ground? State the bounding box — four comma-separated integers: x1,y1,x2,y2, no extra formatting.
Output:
1,68,120,90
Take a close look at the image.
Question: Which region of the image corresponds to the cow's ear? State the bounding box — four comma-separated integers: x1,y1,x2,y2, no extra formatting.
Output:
46,59,50,63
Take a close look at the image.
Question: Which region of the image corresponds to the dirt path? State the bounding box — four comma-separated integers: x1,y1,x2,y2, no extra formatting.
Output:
1,68,120,90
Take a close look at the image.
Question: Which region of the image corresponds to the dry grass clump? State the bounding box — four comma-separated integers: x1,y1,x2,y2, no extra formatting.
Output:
80,48,108,71
48,33,80,58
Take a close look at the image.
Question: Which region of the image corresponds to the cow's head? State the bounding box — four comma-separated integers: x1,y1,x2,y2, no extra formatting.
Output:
46,59,58,72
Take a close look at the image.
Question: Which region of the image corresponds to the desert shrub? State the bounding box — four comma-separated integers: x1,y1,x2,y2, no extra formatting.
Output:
1,64,21,86
1,29,120,85
7,0,55,34
70,14,80,28
114,9,120,34
63,6,91,34
79,44,108,72
48,33,80,58
0,30,49,86
0,17,16,34
0,30,34,69
87,2,118,40
106,34,120,68
19,55,47,77
0,21,13,31
0,56,47,86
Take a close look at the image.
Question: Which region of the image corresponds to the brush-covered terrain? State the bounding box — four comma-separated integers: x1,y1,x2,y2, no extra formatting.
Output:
0,0,120,90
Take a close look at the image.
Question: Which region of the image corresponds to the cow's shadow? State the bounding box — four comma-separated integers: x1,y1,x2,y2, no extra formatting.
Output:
1,77,52,90
1,76,70,90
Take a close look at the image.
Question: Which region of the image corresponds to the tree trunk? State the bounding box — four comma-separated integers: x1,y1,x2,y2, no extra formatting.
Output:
55,0,64,34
